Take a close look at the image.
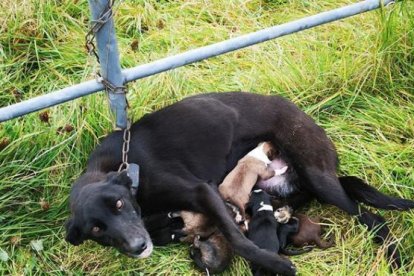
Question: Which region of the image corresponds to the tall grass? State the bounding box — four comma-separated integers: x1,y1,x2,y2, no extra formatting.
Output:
0,0,413,274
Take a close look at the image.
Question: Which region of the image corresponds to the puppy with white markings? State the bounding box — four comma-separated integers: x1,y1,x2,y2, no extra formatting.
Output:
246,189,279,276
219,142,277,219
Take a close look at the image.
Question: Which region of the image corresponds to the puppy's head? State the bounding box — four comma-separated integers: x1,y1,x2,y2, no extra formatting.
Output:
190,234,233,274
261,141,278,160
65,171,153,258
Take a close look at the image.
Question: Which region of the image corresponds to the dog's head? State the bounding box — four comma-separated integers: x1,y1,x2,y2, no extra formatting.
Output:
65,171,153,258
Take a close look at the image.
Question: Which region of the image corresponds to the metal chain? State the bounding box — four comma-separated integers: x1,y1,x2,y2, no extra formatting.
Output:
85,0,115,64
85,0,128,95
118,120,131,172
85,0,131,172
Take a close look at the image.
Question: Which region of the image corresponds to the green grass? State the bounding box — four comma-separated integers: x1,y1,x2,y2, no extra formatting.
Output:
1,0,413,274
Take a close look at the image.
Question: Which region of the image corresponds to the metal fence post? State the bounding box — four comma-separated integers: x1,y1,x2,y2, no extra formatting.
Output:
88,0,127,129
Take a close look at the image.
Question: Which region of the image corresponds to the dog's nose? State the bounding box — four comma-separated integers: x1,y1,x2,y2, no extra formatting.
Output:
129,237,147,253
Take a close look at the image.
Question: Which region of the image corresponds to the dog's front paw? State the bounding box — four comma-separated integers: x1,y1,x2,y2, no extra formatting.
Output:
278,260,297,276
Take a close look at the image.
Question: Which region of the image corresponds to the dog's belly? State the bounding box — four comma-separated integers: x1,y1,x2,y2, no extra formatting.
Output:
256,159,296,197
256,176,294,197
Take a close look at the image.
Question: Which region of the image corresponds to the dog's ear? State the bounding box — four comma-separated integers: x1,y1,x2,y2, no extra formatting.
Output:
65,218,84,246
106,171,132,187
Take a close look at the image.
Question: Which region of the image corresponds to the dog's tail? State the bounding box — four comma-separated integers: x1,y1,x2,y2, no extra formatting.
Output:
280,246,313,256
339,176,414,210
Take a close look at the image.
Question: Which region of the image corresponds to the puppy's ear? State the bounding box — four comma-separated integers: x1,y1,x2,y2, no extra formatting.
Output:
106,171,132,187
65,218,84,246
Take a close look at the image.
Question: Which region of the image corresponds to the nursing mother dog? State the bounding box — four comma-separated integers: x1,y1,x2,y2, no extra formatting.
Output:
65,92,414,275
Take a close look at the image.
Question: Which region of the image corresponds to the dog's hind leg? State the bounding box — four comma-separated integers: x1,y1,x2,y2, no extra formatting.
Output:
305,169,401,268
151,175,296,275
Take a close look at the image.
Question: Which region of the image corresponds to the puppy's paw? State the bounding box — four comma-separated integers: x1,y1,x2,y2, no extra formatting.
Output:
225,202,243,223
171,229,188,242
274,205,293,224
234,211,243,224
243,220,249,232
168,211,181,218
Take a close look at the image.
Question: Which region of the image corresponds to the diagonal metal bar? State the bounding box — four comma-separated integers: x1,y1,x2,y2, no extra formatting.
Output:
0,0,395,122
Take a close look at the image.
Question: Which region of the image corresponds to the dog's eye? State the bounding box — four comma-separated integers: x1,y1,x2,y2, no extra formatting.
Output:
92,226,100,233
116,199,123,210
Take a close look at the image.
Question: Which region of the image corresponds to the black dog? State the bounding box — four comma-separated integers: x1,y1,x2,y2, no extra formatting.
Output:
66,92,414,274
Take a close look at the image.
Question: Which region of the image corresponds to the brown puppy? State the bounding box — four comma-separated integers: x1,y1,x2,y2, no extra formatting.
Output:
190,232,234,274
172,211,216,243
218,142,276,218
290,213,333,249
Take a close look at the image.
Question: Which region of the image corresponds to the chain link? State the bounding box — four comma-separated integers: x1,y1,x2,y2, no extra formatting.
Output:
85,0,115,63
85,0,128,95
118,120,131,172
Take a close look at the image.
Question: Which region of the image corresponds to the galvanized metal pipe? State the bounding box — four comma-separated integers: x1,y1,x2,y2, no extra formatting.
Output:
0,0,395,122
88,0,128,129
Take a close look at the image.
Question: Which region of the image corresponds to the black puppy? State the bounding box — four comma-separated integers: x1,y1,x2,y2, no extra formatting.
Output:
66,92,414,274
247,189,279,276
247,189,309,275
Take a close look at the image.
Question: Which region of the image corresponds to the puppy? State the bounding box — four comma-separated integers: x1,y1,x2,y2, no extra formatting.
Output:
272,206,313,256
278,218,313,255
219,142,276,219
274,206,331,251
190,232,234,274
142,213,186,246
171,211,216,243
246,188,281,276
290,213,333,249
